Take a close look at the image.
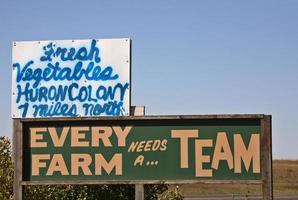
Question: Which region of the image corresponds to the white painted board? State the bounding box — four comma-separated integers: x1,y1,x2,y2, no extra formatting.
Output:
12,38,131,118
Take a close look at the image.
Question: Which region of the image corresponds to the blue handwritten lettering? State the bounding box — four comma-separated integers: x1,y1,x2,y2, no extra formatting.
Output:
33,102,77,117
40,39,100,63
16,82,128,104
18,103,29,118
13,39,128,118
13,61,119,87
83,101,124,116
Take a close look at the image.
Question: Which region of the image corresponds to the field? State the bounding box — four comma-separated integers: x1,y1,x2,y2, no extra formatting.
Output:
175,160,298,196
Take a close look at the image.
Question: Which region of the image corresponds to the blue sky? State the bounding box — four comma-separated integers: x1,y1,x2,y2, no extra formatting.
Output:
0,0,298,159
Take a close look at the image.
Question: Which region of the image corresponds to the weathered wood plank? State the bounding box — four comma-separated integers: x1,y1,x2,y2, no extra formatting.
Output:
13,119,23,200
261,115,273,200
20,180,262,186
20,114,265,122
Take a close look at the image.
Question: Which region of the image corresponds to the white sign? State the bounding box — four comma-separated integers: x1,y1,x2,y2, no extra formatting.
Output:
12,38,131,118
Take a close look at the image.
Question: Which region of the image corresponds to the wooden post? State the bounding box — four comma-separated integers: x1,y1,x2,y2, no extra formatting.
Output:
131,106,145,200
13,119,23,200
135,184,145,200
261,115,273,200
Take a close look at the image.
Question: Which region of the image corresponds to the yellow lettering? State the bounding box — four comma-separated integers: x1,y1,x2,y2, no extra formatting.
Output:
48,127,69,147
113,126,132,147
128,141,139,152
134,155,144,166
212,132,233,170
160,139,167,151
32,154,50,176
95,154,122,175
30,128,47,147
234,134,260,173
71,154,92,175
91,126,112,147
144,140,153,151
71,127,89,147
171,130,198,168
195,139,213,177
46,154,69,176
137,141,145,152
152,140,161,151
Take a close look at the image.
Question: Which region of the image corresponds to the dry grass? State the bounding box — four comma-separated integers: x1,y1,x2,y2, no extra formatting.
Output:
175,160,298,196
273,160,298,194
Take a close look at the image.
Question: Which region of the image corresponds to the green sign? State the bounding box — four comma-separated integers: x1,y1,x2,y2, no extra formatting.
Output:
22,117,262,182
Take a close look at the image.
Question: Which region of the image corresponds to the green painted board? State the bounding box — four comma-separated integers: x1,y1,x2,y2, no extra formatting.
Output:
22,118,261,182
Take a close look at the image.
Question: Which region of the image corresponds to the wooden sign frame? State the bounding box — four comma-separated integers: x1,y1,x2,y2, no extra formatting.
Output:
13,114,272,200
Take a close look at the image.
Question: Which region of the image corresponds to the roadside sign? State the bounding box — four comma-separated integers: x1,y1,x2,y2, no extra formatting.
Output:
13,115,271,183
13,115,273,199
12,39,131,118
